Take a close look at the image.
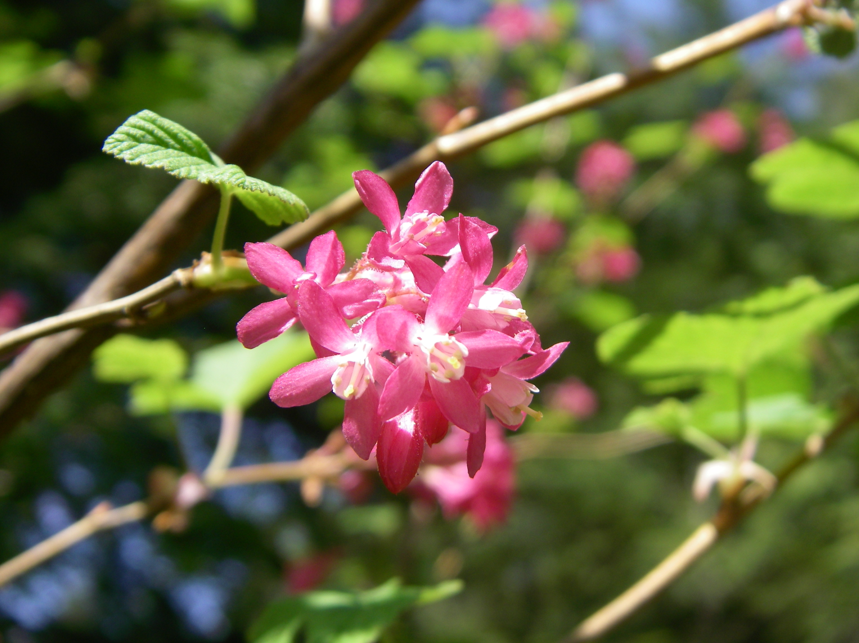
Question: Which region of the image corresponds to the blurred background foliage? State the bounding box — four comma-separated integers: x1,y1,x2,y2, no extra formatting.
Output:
2,0,859,641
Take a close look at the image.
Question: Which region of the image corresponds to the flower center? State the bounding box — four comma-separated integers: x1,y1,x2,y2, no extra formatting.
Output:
417,333,468,383
331,343,373,400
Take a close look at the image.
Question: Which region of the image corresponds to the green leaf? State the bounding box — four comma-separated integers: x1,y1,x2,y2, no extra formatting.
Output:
409,26,498,59
623,120,688,161
571,290,636,333
189,330,315,410
93,335,188,383
248,580,462,643
598,279,859,378
164,0,255,28
103,110,308,225
102,109,216,179
352,42,448,102
207,164,309,225
751,120,859,218
128,379,221,416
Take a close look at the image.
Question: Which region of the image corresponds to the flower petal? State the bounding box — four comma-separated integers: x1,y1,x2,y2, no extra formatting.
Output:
379,355,426,421
377,409,425,493
245,242,304,292
353,170,401,235
503,342,569,380
236,297,297,348
327,279,380,318
467,414,487,477
458,215,494,285
405,161,453,217
296,281,355,353
457,329,527,369
430,377,482,433
491,245,528,291
419,397,450,445
405,255,444,294
426,261,474,334
370,306,420,354
305,230,345,286
343,384,381,460
269,355,339,407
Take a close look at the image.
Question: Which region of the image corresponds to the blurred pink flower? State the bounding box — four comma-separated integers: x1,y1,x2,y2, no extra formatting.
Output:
692,110,746,154
601,246,641,282
286,550,340,594
514,217,566,255
575,141,635,206
332,0,363,25
0,290,27,330
337,469,374,504
547,378,598,419
781,28,810,61
418,97,459,133
483,3,536,49
576,243,640,285
757,109,794,154
416,419,515,532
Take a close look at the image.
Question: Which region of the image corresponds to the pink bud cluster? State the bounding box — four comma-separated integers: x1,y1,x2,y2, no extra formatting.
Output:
691,109,746,154
238,163,567,493
575,141,636,207
482,3,560,49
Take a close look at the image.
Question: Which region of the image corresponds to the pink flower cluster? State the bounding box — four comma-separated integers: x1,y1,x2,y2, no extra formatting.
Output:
482,3,560,49
575,141,635,207
238,163,567,493
692,109,746,154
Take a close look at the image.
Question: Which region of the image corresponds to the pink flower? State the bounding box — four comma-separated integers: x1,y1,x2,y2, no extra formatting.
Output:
576,243,640,285
601,246,641,282
514,217,566,255
237,231,379,349
757,109,794,154
781,28,809,61
483,4,536,49
575,141,635,206
242,163,568,494
286,550,340,594
547,378,598,419
332,0,363,26
692,110,746,154
0,290,27,331
417,419,515,532
418,97,459,133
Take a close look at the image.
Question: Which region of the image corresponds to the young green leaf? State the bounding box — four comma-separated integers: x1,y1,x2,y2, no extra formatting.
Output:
103,110,309,225
247,579,463,643
102,110,217,179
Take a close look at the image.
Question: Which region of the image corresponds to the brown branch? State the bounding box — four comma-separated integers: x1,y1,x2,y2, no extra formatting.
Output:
0,270,191,357
0,501,150,589
566,399,859,642
0,0,422,436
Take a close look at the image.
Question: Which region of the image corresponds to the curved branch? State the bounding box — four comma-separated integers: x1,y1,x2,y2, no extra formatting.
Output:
566,400,859,642
0,501,150,590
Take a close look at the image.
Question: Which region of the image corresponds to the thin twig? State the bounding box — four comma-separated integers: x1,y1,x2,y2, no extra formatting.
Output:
566,400,859,642
203,405,244,485
0,270,190,357
0,501,150,589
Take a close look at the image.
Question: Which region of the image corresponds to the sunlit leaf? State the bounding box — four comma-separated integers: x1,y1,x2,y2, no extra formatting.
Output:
751,120,859,218
623,120,688,161
93,335,188,383
103,110,308,225
599,279,859,377
247,579,463,643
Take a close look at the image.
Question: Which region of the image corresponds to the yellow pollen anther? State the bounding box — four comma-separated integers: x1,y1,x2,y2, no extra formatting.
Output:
343,385,356,399
447,356,461,369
